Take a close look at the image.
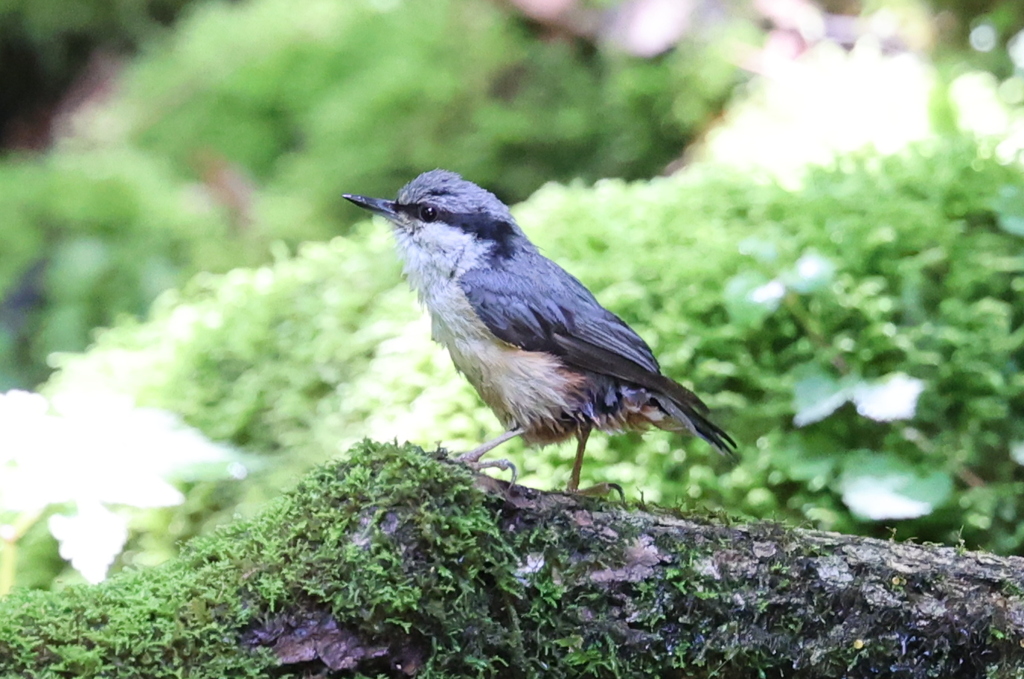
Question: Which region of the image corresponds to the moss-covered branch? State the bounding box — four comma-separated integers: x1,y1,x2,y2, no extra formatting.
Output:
2,442,1023,678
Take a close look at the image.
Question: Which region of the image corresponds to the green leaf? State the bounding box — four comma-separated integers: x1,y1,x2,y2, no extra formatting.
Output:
791,365,854,427
839,452,953,521
723,271,783,327
782,250,835,293
771,434,839,483
736,236,779,263
993,185,1024,236
1011,441,1024,466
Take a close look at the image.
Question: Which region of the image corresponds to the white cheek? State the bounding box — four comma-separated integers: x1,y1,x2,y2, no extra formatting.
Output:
393,225,489,301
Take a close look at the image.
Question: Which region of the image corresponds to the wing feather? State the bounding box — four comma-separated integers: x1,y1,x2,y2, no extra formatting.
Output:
459,256,659,375
459,253,736,454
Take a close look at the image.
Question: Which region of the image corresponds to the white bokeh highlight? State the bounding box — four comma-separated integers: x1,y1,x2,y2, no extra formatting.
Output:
0,389,244,583
841,475,934,521
852,374,925,422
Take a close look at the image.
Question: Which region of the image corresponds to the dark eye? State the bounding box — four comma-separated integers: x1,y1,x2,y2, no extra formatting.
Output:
419,205,438,222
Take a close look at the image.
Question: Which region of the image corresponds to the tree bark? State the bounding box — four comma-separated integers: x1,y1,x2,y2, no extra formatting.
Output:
483,476,1024,677
1,442,1022,678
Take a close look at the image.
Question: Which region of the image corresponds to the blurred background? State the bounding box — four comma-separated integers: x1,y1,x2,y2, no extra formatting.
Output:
1,0,1023,591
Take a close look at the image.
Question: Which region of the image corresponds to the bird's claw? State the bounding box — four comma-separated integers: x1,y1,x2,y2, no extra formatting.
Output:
570,482,625,502
459,457,518,487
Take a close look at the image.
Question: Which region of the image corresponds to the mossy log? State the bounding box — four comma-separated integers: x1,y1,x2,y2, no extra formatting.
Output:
2,442,1023,678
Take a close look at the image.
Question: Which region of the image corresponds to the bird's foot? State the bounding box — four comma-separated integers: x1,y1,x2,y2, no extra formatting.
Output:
567,482,625,502
453,428,524,485
457,427,523,464
457,455,518,486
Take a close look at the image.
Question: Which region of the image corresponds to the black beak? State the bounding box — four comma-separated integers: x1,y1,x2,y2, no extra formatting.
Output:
343,194,398,219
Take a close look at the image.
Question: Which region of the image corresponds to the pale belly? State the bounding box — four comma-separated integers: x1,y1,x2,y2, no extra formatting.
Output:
446,334,583,433
419,280,583,438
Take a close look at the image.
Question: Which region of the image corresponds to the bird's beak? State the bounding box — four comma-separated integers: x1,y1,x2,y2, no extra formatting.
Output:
343,194,398,219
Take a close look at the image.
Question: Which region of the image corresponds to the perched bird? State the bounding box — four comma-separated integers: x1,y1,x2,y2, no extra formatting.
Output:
344,170,735,491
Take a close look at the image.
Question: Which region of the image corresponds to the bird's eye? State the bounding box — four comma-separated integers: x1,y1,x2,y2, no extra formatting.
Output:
419,205,438,222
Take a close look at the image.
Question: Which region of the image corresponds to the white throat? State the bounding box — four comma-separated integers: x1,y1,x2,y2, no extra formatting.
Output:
392,225,490,308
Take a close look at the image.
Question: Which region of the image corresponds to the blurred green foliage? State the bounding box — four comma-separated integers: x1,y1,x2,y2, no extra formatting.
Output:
0,0,741,389
926,0,1024,76
0,149,254,388
110,0,742,220
47,136,1024,562
0,0,193,141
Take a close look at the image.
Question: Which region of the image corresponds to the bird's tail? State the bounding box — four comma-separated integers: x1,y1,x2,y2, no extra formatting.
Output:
652,384,737,458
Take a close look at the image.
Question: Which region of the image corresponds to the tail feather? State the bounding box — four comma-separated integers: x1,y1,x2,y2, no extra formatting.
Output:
655,395,737,458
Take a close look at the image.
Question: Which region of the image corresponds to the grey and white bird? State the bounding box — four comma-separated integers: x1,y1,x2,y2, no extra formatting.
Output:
344,170,735,492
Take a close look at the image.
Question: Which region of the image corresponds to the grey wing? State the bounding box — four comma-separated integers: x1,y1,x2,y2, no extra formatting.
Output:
460,255,736,454
458,255,661,376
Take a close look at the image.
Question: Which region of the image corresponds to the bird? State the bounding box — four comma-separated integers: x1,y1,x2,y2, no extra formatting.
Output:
344,170,735,492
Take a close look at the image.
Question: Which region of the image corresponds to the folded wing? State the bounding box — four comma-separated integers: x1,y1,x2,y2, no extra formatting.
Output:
459,253,736,454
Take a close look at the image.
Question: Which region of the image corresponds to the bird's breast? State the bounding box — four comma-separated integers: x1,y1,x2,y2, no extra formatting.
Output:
413,276,584,434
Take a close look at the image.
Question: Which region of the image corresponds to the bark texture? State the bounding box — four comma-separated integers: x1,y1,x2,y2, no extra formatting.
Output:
474,475,1024,677
1,442,1022,678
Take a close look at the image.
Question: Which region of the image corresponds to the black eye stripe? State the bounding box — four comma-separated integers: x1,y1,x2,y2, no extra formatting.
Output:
396,203,508,232
446,212,513,238
449,212,516,261
394,203,421,219
394,203,517,260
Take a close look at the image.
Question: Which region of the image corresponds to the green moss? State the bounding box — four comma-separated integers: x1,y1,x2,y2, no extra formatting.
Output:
0,442,503,676
0,443,540,677
0,535,275,678
2,442,1020,677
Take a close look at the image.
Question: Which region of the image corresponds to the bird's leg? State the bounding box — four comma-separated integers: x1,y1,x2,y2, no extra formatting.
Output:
566,427,591,493
456,427,525,484
566,427,624,499
457,427,525,462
